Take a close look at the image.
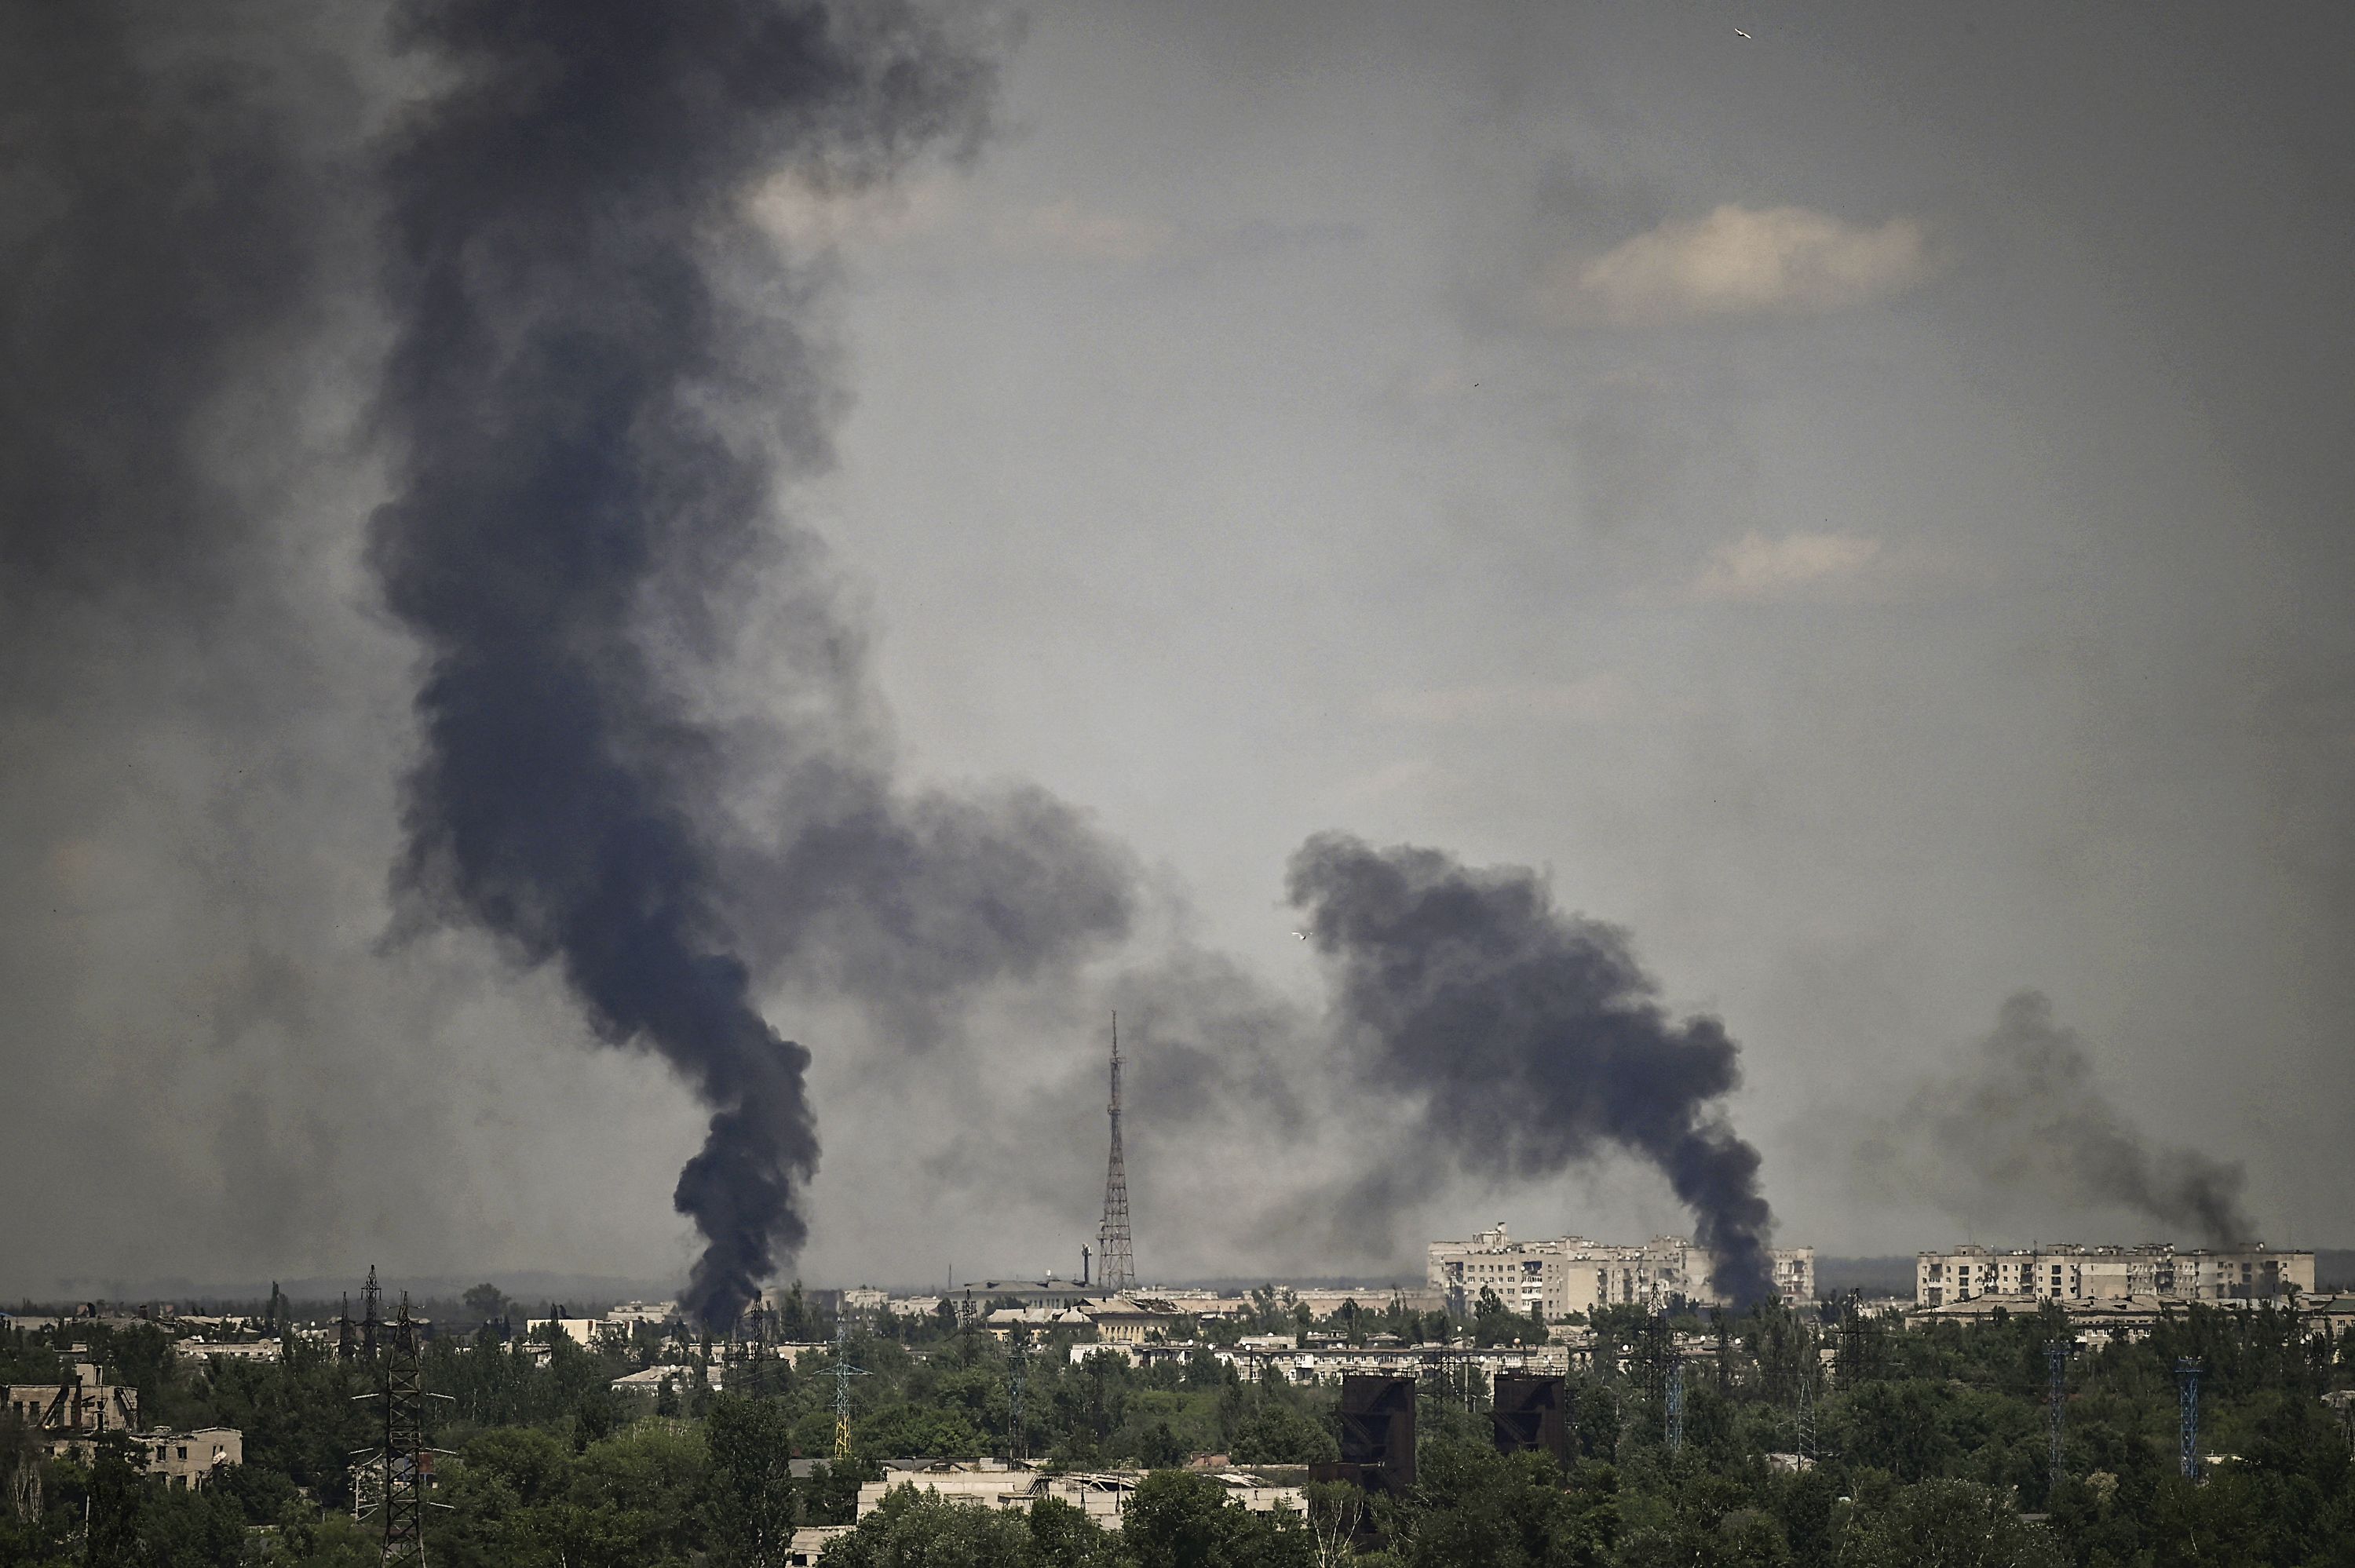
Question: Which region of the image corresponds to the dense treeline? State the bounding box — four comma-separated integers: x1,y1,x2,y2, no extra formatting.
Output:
2,1296,2351,1565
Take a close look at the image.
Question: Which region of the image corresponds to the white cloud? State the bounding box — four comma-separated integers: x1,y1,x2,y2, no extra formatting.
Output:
747,172,964,250
1686,531,1884,603
1546,204,1933,324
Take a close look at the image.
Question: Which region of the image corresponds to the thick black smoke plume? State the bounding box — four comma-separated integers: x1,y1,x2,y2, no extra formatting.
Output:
368,0,1006,1327
1287,833,1777,1304
1864,991,2253,1247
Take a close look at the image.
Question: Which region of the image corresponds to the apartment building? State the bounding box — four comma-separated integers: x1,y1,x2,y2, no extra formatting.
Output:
1429,1224,1816,1317
1914,1243,2315,1307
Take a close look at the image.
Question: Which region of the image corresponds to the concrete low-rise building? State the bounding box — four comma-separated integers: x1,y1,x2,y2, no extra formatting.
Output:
174,1339,283,1364
785,1525,852,1565
610,1365,719,1397
856,1460,1302,1529
7,1368,137,1441
984,1307,1094,1340
604,1301,677,1329
1429,1224,1816,1316
140,1428,242,1490
525,1317,605,1349
1083,1296,1185,1345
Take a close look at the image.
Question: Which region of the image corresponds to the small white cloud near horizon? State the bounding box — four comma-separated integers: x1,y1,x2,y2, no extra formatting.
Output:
1687,531,1885,603
1546,204,1934,324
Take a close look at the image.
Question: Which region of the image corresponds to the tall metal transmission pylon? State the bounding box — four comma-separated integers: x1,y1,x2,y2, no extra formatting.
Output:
1096,1012,1136,1295
2176,1359,2203,1481
1007,1330,1029,1463
2046,1340,2070,1492
354,1293,445,1566
361,1264,383,1363
1664,1357,1685,1453
831,1316,868,1461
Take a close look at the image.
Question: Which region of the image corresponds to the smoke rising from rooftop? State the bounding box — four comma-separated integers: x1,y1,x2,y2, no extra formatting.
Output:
1287,833,1778,1304
1860,990,2254,1248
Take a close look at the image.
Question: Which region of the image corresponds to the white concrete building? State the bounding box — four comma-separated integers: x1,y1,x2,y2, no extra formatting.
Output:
1428,1224,1816,1316
612,1363,727,1395
174,1339,283,1363
856,1460,1302,1529
1914,1243,2316,1307
525,1317,605,1349
1083,1296,1184,1345
604,1301,677,1329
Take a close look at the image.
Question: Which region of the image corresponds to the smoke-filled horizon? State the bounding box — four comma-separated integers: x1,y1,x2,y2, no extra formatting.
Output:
6,1,2350,1296
1858,992,2256,1250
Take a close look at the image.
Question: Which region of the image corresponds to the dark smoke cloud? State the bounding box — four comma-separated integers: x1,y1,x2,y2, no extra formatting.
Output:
366,0,1137,1326
1287,832,1777,1304
0,2,335,613
1860,990,2253,1247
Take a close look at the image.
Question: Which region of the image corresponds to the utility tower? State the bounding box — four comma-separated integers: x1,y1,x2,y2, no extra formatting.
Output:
355,1294,442,1566
1664,1357,1685,1453
2046,1340,2070,1491
1008,1331,1029,1463
1096,1012,1136,1295
337,1293,358,1363
362,1265,382,1362
2176,1359,2203,1481
831,1316,867,1461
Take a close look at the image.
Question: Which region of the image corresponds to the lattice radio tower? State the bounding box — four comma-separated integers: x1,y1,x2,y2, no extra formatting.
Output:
1096,1012,1136,1295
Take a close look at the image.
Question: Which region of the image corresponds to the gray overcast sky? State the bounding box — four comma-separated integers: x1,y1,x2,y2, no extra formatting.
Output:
5,1,2353,1298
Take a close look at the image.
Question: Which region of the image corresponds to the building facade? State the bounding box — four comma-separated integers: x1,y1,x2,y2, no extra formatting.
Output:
1428,1225,1816,1316
1913,1243,2316,1307
142,1428,243,1490
7,1367,138,1446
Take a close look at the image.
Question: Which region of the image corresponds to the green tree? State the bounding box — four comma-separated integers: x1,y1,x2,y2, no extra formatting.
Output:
1228,1402,1337,1466
707,1394,799,1566
461,1283,511,1326
1120,1469,1313,1568
816,1486,1034,1566
1838,1478,2065,1568
1382,1441,1615,1568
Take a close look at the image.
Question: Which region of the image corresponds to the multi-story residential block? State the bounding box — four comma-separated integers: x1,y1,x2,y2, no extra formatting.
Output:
1427,1224,1816,1317
1913,1243,2315,1307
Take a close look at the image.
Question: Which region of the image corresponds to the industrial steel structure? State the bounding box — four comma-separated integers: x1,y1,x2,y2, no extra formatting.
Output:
1489,1373,1572,1464
1096,1013,1136,1296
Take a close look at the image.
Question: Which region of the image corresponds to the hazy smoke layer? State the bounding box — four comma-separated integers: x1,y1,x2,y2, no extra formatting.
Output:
1865,991,2252,1246
1287,833,1776,1304
368,0,1021,1327
0,2,326,611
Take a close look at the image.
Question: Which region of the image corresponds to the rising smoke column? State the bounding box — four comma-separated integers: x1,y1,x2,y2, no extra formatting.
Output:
1863,990,2252,1246
1288,833,1777,1304
368,0,995,1326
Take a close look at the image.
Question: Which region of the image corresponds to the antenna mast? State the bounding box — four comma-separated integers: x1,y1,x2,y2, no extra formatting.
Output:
1096,1012,1136,1294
